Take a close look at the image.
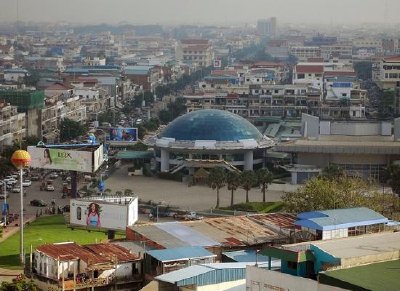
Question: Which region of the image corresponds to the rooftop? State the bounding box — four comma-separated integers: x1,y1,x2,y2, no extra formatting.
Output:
295,207,389,231
156,262,268,287
147,246,215,262
295,65,324,74
159,109,266,142
285,232,400,259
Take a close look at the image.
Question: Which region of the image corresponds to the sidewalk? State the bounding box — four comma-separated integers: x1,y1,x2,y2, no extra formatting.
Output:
0,214,36,243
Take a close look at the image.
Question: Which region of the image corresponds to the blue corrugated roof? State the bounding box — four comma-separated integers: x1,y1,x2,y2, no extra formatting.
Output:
222,250,270,263
156,262,269,286
147,246,215,262
295,207,389,231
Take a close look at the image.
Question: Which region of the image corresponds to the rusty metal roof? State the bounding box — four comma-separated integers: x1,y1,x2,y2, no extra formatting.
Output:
84,243,140,263
249,213,297,229
36,242,108,264
36,242,139,265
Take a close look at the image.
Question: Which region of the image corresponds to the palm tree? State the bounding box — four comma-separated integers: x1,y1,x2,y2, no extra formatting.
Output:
257,168,274,203
124,189,134,196
115,190,123,197
104,188,112,196
240,170,257,203
227,171,240,206
207,167,227,208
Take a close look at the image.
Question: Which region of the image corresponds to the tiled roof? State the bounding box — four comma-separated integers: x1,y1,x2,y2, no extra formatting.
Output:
295,65,324,74
383,55,400,62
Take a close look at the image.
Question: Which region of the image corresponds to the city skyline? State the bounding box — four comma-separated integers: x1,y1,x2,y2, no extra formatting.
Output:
0,0,399,26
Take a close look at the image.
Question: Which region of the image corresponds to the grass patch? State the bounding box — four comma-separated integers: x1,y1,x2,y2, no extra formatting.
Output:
321,260,400,291
0,215,124,269
220,201,285,213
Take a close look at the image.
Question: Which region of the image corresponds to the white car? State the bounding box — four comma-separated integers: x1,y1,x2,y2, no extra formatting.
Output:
46,185,55,191
6,179,17,185
22,180,32,187
49,173,58,179
12,187,20,193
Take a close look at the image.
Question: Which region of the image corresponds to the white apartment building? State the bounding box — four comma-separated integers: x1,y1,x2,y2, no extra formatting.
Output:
373,55,400,90
0,101,26,150
176,39,214,67
290,47,321,61
293,64,324,89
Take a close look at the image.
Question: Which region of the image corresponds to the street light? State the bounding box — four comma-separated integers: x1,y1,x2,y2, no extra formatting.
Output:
1,180,8,226
11,149,31,265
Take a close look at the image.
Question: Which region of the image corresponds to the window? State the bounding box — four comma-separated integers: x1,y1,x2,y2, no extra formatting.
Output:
297,73,305,79
77,207,82,220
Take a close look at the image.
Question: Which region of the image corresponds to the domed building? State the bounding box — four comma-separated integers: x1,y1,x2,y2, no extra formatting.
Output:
148,109,274,173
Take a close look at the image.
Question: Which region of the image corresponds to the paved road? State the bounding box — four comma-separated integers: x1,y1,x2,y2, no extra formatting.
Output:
104,165,298,211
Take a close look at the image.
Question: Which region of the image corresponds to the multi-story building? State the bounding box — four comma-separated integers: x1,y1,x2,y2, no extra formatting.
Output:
176,39,214,68
40,95,87,143
256,18,277,38
373,55,400,90
293,64,324,89
0,101,26,150
290,47,321,62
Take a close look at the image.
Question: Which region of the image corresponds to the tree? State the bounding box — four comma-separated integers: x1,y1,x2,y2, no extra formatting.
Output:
354,61,372,80
282,176,383,213
124,189,134,196
378,89,395,119
159,109,173,124
257,168,274,203
143,118,160,131
0,278,39,290
207,167,226,208
320,164,344,180
386,164,400,195
115,190,123,197
59,118,86,142
227,171,241,206
240,170,258,203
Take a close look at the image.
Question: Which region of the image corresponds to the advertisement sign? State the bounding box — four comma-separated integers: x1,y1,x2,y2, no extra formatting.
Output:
109,127,138,142
70,197,138,230
28,145,104,173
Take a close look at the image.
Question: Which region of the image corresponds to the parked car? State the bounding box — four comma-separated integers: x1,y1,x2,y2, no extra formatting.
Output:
12,187,20,193
49,172,58,179
46,185,55,191
22,180,32,187
30,175,40,181
30,199,47,207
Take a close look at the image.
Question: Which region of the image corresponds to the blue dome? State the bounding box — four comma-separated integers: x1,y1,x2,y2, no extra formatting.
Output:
160,109,263,141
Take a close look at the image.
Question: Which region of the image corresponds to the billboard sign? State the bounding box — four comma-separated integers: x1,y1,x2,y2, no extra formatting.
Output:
28,145,104,173
70,197,138,230
109,127,138,142
214,59,222,68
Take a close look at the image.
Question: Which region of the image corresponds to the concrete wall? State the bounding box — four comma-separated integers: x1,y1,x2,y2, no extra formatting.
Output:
329,122,391,136
297,153,329,167
340,251,400,269
298,153,388,167
302,114,319,139
395,117,400,141
246,266,342,291
195,279,245,291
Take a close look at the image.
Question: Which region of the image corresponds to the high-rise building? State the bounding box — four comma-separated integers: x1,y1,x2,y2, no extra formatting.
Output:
256,17,277,38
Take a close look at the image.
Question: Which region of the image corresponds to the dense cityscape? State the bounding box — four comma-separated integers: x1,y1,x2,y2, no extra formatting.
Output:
0,0,399,290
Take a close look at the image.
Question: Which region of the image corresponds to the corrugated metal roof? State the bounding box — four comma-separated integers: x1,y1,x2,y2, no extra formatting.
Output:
156,222,220,247
147,246,215,262
36,242,108,264
222,250,270,263
156,262,268,286
84,243,140,262
296,207,389,231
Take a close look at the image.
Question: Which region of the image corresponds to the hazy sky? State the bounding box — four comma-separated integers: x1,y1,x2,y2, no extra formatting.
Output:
0,0,399,25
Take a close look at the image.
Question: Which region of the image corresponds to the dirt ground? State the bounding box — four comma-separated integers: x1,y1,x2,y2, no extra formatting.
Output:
104,165,298,211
